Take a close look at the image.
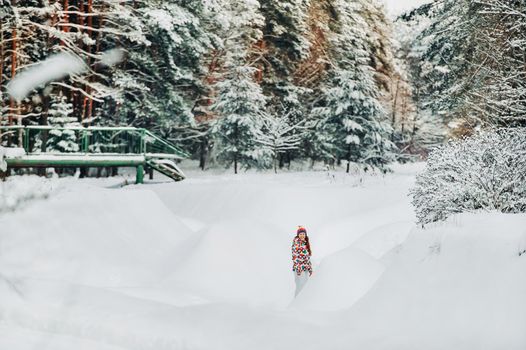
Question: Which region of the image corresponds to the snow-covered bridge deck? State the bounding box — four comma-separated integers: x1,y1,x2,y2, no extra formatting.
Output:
0,126,188,183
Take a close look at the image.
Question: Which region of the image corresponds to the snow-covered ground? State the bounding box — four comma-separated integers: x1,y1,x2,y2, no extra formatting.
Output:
1,163,525,349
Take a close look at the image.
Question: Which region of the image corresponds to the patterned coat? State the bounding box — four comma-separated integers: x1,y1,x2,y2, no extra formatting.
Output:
291,237,312,275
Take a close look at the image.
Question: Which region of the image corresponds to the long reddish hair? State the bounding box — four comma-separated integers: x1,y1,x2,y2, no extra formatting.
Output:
296,231,312,256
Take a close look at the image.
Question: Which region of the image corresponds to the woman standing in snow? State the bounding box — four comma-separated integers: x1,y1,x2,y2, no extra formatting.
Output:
292,226,313,297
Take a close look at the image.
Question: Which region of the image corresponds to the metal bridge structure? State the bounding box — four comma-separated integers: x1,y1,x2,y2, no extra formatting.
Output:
0,126,189,183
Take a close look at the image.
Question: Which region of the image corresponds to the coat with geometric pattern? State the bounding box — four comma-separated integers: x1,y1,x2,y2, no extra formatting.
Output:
291,236,312,275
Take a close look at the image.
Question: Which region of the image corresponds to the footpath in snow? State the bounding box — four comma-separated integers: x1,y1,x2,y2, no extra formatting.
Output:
0,163,525,350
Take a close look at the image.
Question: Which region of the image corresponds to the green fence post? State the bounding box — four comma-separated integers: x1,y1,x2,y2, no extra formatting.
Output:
140,129,146,154
24,128,30,153
136,164,144,184
82,130,89,152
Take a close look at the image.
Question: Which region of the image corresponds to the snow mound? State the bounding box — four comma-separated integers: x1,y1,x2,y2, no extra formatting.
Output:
352,221,413,259
0,325,126,350
0,175,55,212
340,212,526,349
163,219,294,307
291,247,385,311
315,205,413,260
0,188,194,287
151,170,416,268
1,146,26,172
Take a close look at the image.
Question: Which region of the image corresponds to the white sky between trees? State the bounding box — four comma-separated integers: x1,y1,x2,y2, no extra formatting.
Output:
381,0,433,17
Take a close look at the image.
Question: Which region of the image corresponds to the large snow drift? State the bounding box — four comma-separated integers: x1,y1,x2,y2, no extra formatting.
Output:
291,247,385,311
0,187,193,287
338,212,526,349
1,165,525,349
163,219,294,307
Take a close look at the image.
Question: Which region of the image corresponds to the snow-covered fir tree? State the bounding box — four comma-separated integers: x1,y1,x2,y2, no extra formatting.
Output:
114,0,218,132
0,0,50,131
209,0,271,173
0,0,147,131
211,64,270,173
462,0,526,126
45,93,80,153
7,0,522,170
310,0,395,170
391,3,446,155
313,69,395,170
257,0,314,165
260,0,311,62
413,1,473,133
404,0,526,134
357,0,396,95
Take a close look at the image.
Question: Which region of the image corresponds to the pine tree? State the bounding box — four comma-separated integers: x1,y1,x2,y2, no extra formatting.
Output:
45,92,80,153
0,0,148,129
462,0,526,126
211,65,269,173
357,0,396,95
114,0,219,132
313,69,395,170
413,0,472,130
0,0,427,170
392,3,446,155
258,0,311,87
208,0,271,173
310,0,395,170
407,0,526,132
0,0,50,133
260,0,310,61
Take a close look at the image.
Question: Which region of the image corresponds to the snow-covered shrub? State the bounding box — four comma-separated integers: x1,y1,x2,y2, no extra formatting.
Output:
0,146,7,173
411,128,526,225
0,175,55,212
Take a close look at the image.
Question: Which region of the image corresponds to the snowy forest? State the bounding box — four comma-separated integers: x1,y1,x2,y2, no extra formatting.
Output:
1,1,526,349
1,0,524,173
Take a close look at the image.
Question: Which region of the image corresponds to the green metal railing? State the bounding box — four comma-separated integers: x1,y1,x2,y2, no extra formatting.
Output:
0,126,189,159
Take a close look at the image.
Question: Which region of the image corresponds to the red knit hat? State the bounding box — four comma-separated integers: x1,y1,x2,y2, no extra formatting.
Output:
297,226,307,234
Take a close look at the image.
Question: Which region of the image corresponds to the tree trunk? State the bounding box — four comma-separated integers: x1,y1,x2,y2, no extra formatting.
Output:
199,137,208,170
36,94,49,177
82,0,94,124
391,78,400,141
9,7,17,138
60,0,70,46
74,0,85,119
410,85,420,148
346,144,352,173
88,3,105,124
234,122,239,174
0,20,4,124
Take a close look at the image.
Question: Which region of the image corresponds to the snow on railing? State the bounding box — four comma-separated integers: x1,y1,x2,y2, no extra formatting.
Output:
0,126,189,159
